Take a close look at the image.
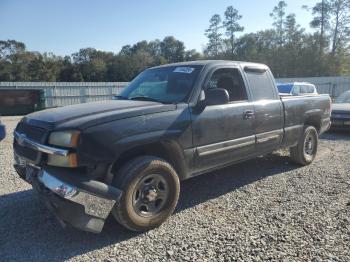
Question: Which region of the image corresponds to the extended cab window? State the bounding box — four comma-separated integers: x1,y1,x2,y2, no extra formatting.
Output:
207,68,248,102
245,69,276,100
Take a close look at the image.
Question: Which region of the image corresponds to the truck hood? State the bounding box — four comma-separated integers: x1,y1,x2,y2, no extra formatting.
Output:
24,100,177,130
332,103,350,113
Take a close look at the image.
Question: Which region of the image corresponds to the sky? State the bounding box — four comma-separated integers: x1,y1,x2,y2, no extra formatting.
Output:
0,0,319,56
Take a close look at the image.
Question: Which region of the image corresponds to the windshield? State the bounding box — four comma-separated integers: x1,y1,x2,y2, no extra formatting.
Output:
335,91,350,103
277,84,293,93
118,65,203,104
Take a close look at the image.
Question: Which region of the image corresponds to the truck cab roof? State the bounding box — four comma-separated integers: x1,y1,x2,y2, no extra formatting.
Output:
150,60,269,70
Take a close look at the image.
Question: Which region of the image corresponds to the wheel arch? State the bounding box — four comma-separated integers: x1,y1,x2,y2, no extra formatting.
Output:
304,114,322,133
111,140,188,180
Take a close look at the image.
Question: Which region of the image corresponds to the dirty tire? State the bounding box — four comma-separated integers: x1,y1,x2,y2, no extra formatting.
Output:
290,125,318,166
111,156,180,231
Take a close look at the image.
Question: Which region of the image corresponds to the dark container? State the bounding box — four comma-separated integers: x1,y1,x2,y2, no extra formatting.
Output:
0,89,45,116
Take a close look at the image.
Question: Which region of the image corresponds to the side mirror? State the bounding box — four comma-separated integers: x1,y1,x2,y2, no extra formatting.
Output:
204,88,230,106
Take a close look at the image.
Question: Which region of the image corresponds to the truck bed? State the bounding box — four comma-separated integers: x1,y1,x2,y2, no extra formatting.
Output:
281,94,331,147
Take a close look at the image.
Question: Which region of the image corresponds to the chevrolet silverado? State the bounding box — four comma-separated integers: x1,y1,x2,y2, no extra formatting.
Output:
13,61,331,233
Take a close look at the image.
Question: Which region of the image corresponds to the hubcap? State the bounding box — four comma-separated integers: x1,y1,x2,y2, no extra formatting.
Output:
304,132,315,156
132,174,169,217
143,188,158,202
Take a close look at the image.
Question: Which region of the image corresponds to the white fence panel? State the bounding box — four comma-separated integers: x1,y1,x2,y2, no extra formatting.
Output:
1,77,350,108
0,82,129,108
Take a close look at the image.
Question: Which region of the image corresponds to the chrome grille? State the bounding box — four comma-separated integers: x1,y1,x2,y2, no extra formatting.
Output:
16,122,47,142
14,122,48,162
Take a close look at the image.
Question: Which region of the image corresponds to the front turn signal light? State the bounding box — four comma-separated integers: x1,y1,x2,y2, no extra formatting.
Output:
47,153,78,168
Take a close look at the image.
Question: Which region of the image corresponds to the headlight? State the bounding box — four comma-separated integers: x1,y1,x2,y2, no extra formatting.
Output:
49,130,80,148
47,153,78,168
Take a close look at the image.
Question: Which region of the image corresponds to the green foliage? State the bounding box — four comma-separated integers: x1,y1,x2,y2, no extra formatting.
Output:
1,1,350,81
270,1,288,46
160,36,186,63
329,0,350,56
205,14,223,57
223,6,244,59
204,1,350,77
0,37,194,82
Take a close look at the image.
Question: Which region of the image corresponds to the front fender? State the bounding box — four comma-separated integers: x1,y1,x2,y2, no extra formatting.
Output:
77,105,193,169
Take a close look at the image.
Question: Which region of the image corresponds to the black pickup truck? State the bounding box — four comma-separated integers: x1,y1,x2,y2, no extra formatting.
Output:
13,61,331,233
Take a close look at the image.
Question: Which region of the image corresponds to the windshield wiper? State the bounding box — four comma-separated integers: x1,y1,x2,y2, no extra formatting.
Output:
129,96,164,103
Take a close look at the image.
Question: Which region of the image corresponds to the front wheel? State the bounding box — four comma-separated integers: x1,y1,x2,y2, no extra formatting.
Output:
111,156,180,231
290,125,318,165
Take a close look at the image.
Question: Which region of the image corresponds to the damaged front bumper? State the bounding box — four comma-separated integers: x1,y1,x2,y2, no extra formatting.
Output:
14,163,122,233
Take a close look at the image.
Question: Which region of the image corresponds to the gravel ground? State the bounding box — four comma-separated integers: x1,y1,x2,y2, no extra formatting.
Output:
0,116,349,261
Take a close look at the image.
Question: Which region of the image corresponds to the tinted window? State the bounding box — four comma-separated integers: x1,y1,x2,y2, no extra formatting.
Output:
308,85,315,93
207,68,248,102
292,85,300,95
335,91,350,103
245,70,276,100
300,85,308,94
277,84,293,93
119,65,203,103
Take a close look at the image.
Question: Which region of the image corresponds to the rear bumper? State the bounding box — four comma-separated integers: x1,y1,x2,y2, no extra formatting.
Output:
14,164,122,233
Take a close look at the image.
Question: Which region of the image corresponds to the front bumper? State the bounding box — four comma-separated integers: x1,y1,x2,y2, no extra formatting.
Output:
14,164,122,233
0,123,5,141
330,118,350,129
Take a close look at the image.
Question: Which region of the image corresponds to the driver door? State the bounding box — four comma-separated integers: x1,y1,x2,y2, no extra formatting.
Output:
191,67,256,173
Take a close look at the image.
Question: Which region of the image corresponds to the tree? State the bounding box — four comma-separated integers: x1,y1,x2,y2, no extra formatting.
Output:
329,0,350,56
2,8,350,83
0,40,27,81
148,39,162,57
234,33,260,62
160,36,185,63
283,14,305,76
304,1,332,75
185,49,202,61
270,1,288,46
0,37,199,82
26,52,62,81
205,14,223,57
119,45,133,56
284,14,304,42
59,56,83,81
223,6,244,59
71,48,114,81
308,0,332,54
0,40,25,60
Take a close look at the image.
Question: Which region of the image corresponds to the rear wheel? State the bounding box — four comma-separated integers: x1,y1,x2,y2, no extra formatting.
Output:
111,156,180,231
290,125,318,165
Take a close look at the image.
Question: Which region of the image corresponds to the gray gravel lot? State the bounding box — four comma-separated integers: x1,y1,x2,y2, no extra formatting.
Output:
0,116,349,261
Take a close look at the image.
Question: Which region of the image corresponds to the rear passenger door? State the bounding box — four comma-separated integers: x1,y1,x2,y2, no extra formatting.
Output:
243,66,284,152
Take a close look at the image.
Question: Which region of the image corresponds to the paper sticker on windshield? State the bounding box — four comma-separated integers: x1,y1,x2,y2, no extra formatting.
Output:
173,67,195,74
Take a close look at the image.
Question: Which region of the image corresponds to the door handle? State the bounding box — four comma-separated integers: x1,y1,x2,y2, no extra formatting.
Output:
244,110,254,119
